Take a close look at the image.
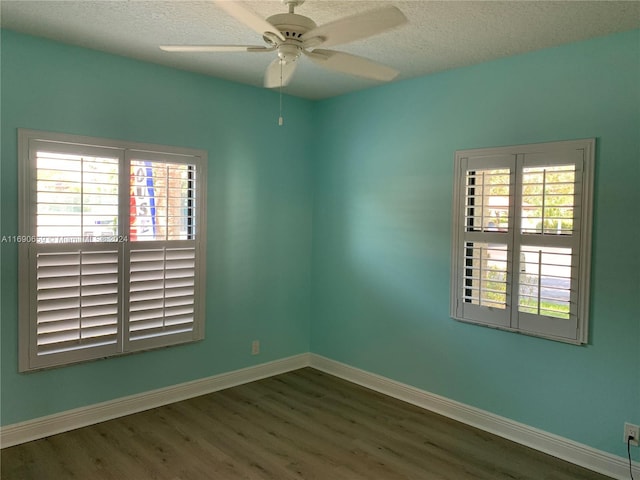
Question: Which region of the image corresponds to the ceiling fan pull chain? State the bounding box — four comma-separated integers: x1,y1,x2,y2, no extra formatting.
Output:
278,60,284,126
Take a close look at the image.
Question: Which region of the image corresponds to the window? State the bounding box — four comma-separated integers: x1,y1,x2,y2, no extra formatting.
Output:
450,139,594,344
18,130,207,371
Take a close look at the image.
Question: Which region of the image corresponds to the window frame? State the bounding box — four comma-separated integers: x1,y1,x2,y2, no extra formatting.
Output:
18,129,208,371
450,139,595,345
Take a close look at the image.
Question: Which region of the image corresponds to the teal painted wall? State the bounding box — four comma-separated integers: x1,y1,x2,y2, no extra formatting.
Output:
310,30,640,459
1,31,313,424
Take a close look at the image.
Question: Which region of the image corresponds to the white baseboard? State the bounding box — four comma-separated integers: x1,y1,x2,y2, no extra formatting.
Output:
2,351,637,480
0,353,310,449
308,354,639,480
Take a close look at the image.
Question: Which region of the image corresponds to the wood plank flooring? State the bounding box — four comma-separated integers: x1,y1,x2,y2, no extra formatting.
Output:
1,368,611,479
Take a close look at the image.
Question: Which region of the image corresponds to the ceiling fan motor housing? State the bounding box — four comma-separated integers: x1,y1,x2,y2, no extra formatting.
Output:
265,13,317,63
265,13,316,41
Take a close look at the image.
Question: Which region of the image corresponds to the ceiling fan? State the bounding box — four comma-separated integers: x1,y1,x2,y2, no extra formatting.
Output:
160,0,408,89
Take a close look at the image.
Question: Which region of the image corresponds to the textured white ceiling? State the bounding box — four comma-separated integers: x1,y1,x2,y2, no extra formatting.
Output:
2,1,639,99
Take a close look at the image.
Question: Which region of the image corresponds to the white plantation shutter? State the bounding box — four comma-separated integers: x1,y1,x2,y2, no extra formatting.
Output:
125,154,203,352
127,244,197,347
33,246,121,362
456,154,514,328
19,130,207,371
451,140,594,344
22,141,124,369
514,150,586,340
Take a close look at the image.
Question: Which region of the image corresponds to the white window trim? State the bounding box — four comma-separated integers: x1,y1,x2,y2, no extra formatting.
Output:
18,129,208,371
450,139,595,345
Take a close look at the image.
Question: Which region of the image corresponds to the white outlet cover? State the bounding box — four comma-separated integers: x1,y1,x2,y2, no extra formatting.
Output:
624,423,639,446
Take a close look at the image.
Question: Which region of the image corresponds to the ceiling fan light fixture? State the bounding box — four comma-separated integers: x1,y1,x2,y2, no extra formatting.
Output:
278,44,302,63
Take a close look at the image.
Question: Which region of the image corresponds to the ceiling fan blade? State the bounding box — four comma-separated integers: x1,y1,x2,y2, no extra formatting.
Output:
160,45,272,52
214,0,285,41
264,58,298,88
301,6,407,49
305,49,399,82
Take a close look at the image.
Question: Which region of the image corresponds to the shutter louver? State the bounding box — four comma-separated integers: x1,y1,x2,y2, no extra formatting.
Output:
520,165,576,235
465,168,510,233
36,248,119,355
129,160,196,241
128,245,196,342
518,246,573,319
36,151,119,242
462,242,508,309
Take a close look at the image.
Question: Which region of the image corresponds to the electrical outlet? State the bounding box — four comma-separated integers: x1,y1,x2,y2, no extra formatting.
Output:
251,340,260,355
624,422,639,446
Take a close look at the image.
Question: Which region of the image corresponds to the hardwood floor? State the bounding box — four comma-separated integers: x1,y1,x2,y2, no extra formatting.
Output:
1,368,611,479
